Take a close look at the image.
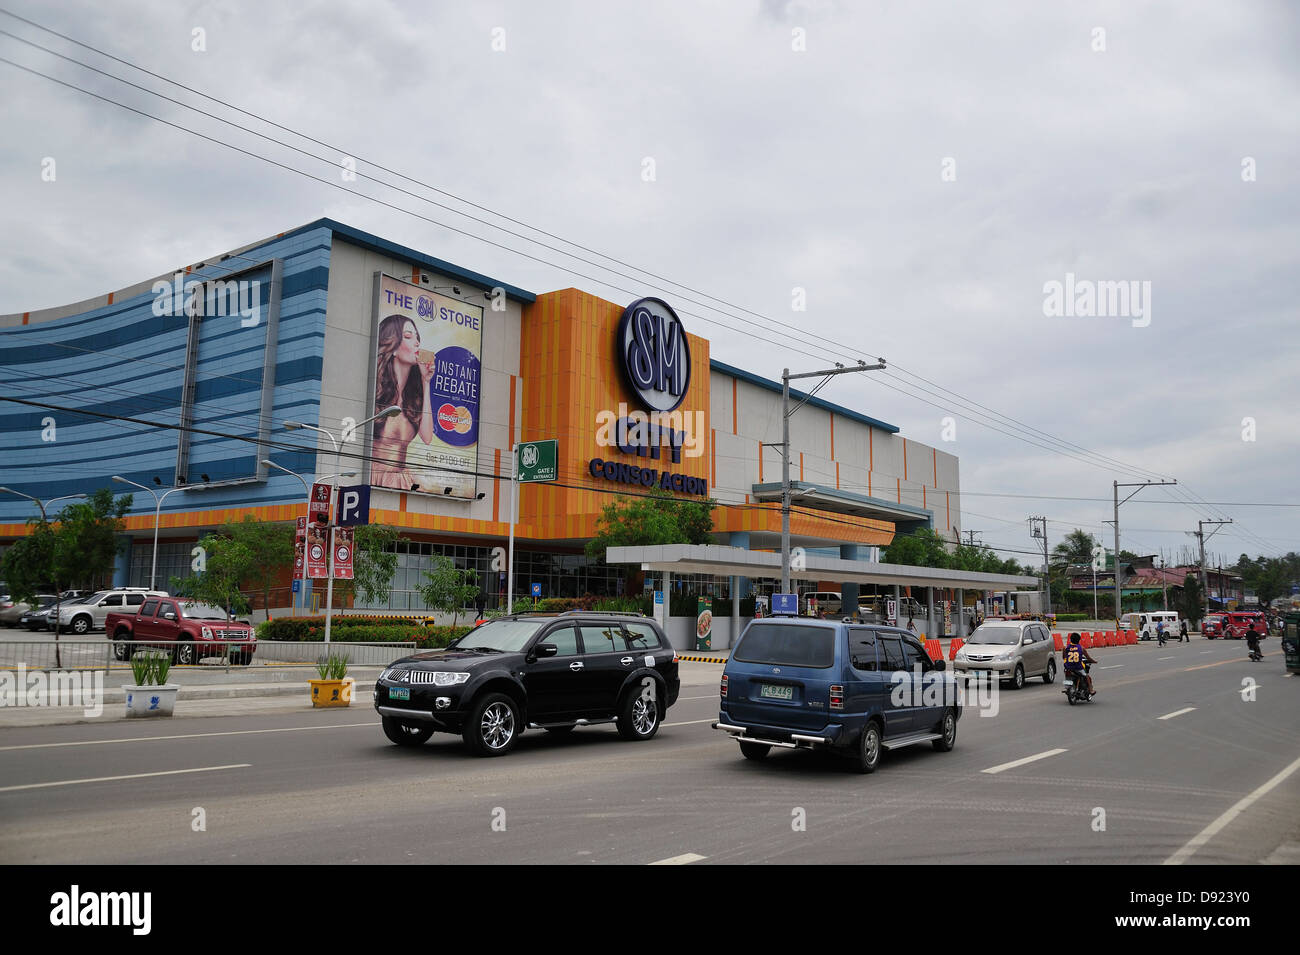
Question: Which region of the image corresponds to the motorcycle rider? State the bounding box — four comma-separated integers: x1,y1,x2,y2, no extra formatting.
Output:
1246,622,1263,662
1063,632,1098,696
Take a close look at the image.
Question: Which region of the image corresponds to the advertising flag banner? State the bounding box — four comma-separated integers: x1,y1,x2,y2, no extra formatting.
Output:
309,483,332,525
696,596,713,651
333,526,354,580
306,523,330,579
369,273,484,498
293,516,307,580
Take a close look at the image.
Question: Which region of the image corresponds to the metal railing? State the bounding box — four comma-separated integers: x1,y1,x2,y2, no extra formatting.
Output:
0,638,418,671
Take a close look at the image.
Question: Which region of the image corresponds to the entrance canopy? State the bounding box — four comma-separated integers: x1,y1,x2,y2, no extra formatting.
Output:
605,543,1039,591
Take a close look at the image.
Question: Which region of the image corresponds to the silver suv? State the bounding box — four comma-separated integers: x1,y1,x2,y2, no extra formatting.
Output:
55,588,168,635
952,620,1056,689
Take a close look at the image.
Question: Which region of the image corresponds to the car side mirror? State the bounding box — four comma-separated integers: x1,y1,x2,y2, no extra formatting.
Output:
535,643,558,658
163,612,177,621
932,658,946,671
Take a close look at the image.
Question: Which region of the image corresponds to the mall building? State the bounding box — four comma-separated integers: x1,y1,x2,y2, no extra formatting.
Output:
1,218,983,625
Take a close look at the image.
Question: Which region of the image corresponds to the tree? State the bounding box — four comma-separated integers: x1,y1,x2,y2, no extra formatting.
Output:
1178,574,1204,626
49,488,132,592
584,490,716,593
1051,529,1099,577
172,535,253,621
882,528,950,567
0,521,56,604
345,525,402,608
221,516,294,615
418,555,479,627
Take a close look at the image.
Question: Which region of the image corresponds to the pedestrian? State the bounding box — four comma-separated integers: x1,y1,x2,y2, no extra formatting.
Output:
1179,619,1189,642
1156,619,1166,646
907,616,917,634
474,590,487,621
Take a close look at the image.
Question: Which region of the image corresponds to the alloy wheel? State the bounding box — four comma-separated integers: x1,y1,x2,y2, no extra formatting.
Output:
480,702,515,750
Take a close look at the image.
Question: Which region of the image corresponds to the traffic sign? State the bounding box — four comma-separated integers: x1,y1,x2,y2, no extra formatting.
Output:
337,485,370,526
517,440,558,483
772,593,798,616
531,582,542,598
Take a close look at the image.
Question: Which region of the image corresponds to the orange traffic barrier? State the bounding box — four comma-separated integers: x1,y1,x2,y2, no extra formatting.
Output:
1053,633,1064,652
948,638,964,660
1083,633,1094,649
925,639,943,661
1127,630,1137,645
1102,632,1113,647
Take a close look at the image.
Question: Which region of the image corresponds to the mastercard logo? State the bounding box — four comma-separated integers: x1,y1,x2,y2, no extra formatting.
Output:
453,406,472,434
437,404,459,430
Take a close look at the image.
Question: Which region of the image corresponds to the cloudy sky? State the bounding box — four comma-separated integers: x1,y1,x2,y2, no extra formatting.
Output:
1,0,1296,570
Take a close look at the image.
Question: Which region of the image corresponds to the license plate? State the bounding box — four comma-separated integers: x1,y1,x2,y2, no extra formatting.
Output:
759,684,793,701
389,687,410,701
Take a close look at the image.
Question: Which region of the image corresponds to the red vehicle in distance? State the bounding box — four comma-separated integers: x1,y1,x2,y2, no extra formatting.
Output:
108,597,256,665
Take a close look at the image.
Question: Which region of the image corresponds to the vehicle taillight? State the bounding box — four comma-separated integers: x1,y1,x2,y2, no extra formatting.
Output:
720,674,728,698
829,685,844,710
672,651,679,664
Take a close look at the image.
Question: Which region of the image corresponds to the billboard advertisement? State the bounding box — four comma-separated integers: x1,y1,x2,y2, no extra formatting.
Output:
368,274,483,498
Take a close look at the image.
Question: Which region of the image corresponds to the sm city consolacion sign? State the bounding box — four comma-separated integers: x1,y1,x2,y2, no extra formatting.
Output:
587,297,708,496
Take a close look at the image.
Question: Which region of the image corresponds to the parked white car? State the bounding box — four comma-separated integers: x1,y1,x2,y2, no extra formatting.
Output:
55,588,168,634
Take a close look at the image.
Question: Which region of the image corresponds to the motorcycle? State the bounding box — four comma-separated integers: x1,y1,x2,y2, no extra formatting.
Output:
1247,638,1263,663
1062,664,1094,704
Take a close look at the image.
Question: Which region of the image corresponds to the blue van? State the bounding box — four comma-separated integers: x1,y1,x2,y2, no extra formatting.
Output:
713,618,961,773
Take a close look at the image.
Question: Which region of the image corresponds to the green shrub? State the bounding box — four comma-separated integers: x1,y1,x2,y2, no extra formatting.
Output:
315,653,349,680
130,649,171,685
592,596,652,615
1053,613,1089,622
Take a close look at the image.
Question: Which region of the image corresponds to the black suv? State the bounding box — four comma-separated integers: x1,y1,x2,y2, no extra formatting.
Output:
374,613,681,757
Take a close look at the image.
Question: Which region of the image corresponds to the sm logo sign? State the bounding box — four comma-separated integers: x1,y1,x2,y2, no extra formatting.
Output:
619,297,691,412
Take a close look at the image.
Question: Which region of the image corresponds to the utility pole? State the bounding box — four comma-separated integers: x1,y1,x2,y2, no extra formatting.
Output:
1028,516,1050,615
1113,479,1177,622
779,359,886,594
964,529,982,548
1194,519,1231,620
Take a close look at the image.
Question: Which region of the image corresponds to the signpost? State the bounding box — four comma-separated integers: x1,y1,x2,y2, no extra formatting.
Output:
696,596,713,651
508,440,558,613
772,593,798,616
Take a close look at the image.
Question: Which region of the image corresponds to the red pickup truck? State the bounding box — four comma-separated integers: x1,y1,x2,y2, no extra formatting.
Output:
108,597,256,665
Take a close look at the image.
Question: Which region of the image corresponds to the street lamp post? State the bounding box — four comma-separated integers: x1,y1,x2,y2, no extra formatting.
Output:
261,460,357,615
285,407,400,644
776,361,886,595
110,477,189,590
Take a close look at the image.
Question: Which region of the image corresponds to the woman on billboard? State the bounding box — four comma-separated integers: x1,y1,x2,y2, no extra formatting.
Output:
371,314,434,489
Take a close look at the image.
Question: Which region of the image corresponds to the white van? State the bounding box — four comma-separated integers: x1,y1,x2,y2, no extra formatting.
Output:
1121,611,1181,641
803,591,843,616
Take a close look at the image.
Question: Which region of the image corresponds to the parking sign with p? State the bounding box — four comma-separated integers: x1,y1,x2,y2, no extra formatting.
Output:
337,485,371,526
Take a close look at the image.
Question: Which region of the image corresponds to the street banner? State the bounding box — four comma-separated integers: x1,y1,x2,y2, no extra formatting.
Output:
306,523,329,579
887,598,897,624
309,483,332,525
293,516,307,580
333,526,354,580
696,596,713,651
653,591,666,628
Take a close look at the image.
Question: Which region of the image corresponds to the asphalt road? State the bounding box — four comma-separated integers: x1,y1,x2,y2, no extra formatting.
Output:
1,637,1297,865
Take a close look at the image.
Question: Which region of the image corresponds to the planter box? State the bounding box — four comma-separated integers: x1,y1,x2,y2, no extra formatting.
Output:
309,677,354,707
123,684,179,718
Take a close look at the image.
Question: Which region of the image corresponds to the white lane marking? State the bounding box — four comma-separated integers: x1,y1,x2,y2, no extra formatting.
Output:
1158,656,1176,661
1158,707,1196,721
664,719,716,727
1100,664,1125,669
0,723,375,752
981,748,1068,775
0,763,251,793
1165,753,1300,865
649,852,707,865
1200,651,1212,654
